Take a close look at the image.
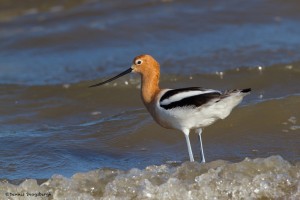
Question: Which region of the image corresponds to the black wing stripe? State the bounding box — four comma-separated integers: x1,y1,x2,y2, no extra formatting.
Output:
160,92,221,110
160,87,205,102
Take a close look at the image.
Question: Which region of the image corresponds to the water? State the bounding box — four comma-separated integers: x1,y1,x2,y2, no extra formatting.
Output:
0,0,300,199
1,156,299,199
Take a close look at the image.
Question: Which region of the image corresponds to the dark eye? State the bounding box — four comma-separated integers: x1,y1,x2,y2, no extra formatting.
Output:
136,59,143,65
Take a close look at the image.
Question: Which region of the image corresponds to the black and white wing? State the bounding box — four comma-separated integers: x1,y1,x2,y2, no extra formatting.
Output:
159,87,222,110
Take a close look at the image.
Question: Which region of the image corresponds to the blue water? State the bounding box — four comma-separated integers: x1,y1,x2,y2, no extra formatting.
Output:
0,1,300,85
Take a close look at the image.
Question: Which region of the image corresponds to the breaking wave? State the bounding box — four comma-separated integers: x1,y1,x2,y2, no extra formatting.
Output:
1,156,299,199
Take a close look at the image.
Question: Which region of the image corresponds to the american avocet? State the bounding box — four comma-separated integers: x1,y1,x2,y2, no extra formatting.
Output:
90,54,251,162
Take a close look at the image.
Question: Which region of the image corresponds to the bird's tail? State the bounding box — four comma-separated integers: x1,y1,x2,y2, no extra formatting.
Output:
222,88,251,98
241,88,251,93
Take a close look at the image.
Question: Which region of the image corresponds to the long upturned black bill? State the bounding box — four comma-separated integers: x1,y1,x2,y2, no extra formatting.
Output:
89,68,132,88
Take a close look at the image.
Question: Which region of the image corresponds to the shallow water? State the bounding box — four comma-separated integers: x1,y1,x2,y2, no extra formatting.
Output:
1,156,300,199
0,0,300,199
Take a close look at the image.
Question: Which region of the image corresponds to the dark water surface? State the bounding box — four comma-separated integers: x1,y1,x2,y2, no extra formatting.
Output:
0,0,300,199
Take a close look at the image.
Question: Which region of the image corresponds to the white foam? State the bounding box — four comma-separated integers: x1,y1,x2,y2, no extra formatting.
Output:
0,156,299,200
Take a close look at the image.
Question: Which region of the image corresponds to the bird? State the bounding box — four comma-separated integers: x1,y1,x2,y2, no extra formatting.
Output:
89,54,251,162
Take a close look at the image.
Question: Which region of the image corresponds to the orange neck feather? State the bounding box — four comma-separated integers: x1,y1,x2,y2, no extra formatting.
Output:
140,69,160,106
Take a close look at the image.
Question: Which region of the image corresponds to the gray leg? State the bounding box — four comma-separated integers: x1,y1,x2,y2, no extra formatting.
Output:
183,129,194,162
197,128,205,163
